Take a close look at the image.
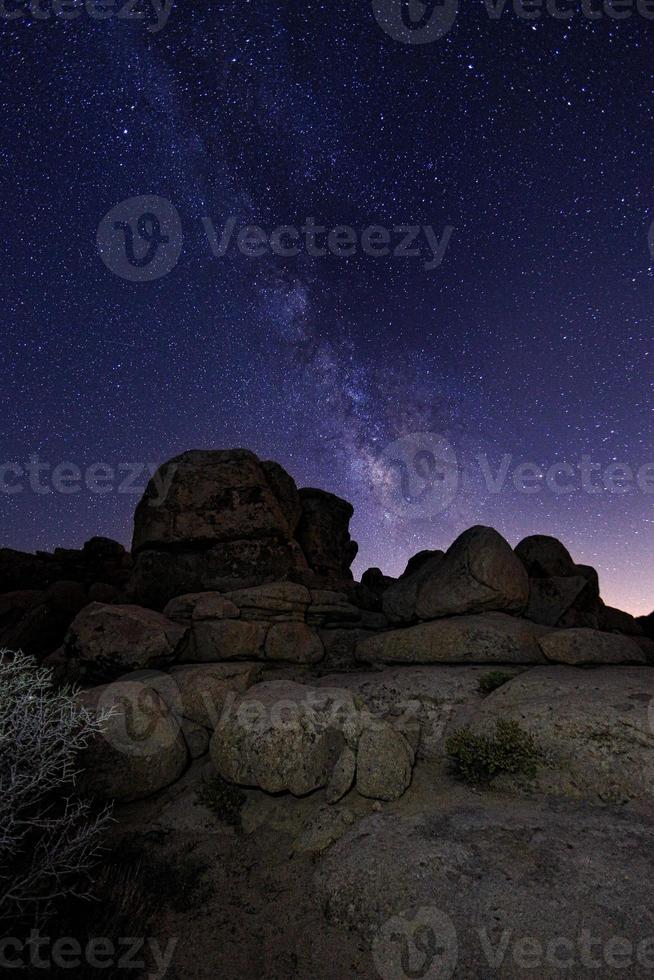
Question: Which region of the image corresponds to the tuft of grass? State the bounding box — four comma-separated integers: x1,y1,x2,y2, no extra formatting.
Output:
197,774,245,828
478,671,514,697
446,720,543,785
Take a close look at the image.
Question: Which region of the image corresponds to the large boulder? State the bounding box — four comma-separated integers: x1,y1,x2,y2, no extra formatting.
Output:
414,527,528,620
77,677,188,801
516,535,602,629
64,603,186,681
295,488,358,584
538,628,645,665
168,662,262,728
467,666,654,803
129,450,310,606
355,719,414,801
210,680,362,796
382,551,445,624
356,612,547,665
515,534,575,577
181,619,268,663
132,449,302,552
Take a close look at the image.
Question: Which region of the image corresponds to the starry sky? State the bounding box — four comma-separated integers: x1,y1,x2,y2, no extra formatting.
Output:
1,1,652,613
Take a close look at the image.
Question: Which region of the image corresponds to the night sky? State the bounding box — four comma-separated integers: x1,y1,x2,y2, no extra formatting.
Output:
1,1,652,613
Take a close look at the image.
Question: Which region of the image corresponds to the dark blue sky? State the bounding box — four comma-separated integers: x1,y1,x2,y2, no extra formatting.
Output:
1,1,652,611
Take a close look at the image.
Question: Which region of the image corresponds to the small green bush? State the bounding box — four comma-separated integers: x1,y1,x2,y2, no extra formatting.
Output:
478,671,514,697
446,720,543,785
197,774,245,827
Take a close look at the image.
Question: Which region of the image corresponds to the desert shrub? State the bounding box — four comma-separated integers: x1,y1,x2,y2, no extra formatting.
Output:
197,773,245,827
478,671,514,697
446,720,543,785
0,650,113,926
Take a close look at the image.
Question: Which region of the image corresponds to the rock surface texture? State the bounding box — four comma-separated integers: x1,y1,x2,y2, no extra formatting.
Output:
129,450,358,607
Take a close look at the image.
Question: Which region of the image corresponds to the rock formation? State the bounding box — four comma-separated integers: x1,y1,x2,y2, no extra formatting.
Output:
1,447,651,814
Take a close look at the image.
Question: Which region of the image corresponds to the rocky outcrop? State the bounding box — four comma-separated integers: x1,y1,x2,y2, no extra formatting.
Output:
210,680,363,796
0,538,131,659
466,666,654,803
77,676,188,801
165,583,383,666
516,534,602,629
355,718,414,801
168,662,262,728
0,537,131,593
210,679,418,801
414,527,529,620
295,488,358,583
0,581,88,659
129,450,358,607
382,550,444,624
356,612,548,665
538,628,645,665
64,603,186,681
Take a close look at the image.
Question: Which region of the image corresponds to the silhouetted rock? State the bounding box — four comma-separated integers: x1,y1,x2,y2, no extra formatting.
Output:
599,603,643,636
516,535,602,629
637,610,654,639
360,567,395,597
296,488,358,583
129,451,359,607
415,526,528,620
383,550,445,624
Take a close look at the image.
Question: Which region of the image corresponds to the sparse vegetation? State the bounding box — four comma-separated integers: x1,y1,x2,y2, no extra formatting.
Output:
0,650,113,926
478,670,514,697
197,773,246,827
446,720,543,785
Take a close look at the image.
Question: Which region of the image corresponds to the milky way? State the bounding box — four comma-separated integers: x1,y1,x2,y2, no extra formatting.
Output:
1,1,652,612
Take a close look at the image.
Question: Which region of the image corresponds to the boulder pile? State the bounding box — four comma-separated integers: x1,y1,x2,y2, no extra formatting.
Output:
3,447,651,810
